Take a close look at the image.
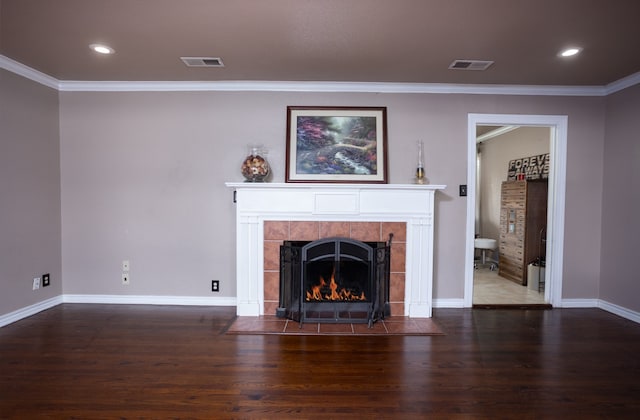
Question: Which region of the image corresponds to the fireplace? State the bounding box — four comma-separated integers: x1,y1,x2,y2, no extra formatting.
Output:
278,235,392,327
226,182,445,318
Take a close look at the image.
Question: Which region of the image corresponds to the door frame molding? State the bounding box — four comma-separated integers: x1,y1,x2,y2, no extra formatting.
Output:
464,114,568,307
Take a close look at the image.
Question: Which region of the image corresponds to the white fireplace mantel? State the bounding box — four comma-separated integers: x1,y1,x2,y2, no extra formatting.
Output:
225,182,445,318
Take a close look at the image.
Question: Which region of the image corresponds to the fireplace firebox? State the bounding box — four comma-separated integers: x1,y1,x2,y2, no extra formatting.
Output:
277,235,392,327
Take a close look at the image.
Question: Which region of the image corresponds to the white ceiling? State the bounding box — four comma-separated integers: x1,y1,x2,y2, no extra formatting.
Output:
1,0,639,87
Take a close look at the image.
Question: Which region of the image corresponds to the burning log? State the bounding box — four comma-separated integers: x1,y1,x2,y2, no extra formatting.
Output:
305,272,366,302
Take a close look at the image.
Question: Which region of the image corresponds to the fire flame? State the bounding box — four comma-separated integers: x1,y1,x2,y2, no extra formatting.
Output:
305,271,366,302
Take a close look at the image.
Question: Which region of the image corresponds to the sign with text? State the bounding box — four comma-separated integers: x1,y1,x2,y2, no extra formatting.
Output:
508,153,549,180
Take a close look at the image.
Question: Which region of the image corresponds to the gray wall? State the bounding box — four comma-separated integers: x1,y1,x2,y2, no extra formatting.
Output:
0,69,62,313
601,84,640,312
58,91,606,303
4,69,638,319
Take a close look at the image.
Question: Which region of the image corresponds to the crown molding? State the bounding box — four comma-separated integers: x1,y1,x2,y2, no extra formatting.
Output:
2,54,637,96
476,125,520,143
56,80,607,96
604,71,640,95
0,55,59,90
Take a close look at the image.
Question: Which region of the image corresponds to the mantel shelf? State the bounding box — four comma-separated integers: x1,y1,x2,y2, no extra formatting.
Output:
226,182,446,191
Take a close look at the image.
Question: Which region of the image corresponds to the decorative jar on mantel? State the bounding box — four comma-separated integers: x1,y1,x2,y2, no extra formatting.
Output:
241,146,270,182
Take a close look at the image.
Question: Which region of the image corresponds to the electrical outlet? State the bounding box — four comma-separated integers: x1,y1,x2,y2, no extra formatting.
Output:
122,260,130,272
32,277,41,290
212,280,220,292
122,273,130,285
42,273,50,287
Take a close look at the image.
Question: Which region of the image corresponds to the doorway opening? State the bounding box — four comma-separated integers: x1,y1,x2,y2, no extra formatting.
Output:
473,125,549,306
464,114,567,308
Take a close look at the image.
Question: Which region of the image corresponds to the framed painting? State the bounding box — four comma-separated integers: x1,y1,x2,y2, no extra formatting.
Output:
285,106,388,183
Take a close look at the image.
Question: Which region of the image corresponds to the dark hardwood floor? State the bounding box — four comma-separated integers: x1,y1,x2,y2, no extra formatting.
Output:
1,304,639,419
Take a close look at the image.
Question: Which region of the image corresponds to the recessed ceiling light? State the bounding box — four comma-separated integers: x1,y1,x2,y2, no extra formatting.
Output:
89,44,115,55
559,47,582,57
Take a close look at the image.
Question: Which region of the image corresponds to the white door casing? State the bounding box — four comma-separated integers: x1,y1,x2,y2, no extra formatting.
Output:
464,114,567,307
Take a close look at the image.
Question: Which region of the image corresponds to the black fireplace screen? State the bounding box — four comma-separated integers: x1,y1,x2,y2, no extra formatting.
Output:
277,235,392,327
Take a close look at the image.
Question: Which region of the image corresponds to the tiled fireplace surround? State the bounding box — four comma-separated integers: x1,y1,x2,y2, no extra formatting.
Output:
263,220,407,316
226,183,445,318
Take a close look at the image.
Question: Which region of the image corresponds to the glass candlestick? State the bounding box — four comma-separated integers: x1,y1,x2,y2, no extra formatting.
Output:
415,140,426,184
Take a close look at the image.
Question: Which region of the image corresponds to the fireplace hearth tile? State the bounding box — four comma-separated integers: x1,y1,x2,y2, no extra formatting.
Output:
318,323,354,334
353,322,388,334
284,320,319,334
226,316,445,336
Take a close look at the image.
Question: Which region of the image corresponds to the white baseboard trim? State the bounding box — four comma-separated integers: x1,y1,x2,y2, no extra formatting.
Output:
558,298,599,308
434,297,639,324
0,296,63,328
0,294,237,328
433,298,465,308
555,298,640,324
62,294,237,307
598,299,640,324
4,295,638,328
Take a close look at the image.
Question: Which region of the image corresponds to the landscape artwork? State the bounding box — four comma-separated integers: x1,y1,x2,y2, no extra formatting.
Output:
285,107,388,183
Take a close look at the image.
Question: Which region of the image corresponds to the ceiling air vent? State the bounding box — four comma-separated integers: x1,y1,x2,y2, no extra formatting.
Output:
180,57,224,67
448,59,494,71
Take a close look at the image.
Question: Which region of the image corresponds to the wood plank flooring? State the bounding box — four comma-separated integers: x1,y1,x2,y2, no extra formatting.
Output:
1,304,639,418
